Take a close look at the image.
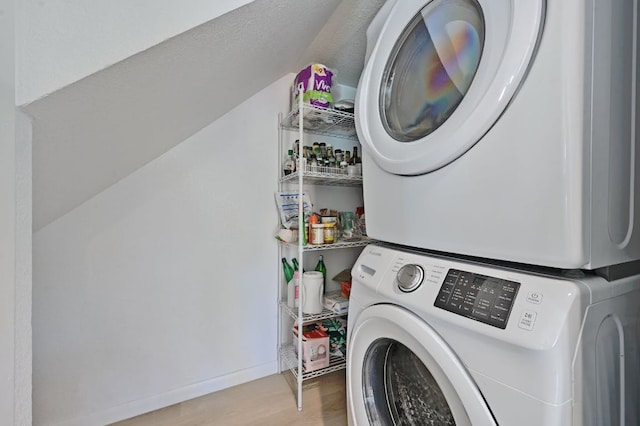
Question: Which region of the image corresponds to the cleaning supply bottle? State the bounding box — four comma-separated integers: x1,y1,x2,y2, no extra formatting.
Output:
287,268,300,308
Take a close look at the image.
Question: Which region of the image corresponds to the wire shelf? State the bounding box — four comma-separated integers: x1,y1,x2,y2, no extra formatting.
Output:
280,237,374,252
280,168,362,187
280,345,346,380
277,100,359,408
280,302,347,323
280,104,357,139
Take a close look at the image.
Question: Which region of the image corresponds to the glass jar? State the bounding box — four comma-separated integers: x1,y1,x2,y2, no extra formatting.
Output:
320,142,327,159
311,224,325,245
323,223,336,244
328,157,336,169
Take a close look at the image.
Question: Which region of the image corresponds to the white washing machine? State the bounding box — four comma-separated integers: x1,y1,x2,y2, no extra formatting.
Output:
356,0,640,269
346,244,640,425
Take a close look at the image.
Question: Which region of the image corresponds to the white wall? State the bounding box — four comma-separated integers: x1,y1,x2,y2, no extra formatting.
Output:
16,0,255,105
33,75,293,426
1,0,33,424
25,0,342,232
15,110,33,426
0,0,17,422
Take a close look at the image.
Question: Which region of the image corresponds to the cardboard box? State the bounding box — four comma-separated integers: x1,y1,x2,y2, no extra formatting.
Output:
320,317,348,357
292,324,330,372
324,291,349,315
341,281,352,298
332,269,352,298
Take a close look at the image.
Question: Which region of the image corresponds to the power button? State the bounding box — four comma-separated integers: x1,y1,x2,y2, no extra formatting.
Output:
526,291,543,304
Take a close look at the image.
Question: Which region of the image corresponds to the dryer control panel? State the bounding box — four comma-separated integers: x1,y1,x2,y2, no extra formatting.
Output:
434,269,520,329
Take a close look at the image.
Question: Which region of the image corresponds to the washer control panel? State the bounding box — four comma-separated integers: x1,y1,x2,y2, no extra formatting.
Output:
434,269,520,329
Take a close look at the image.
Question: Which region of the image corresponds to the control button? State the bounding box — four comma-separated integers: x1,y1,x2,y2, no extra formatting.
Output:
526,291,543,304
472,308,490,319
397,264,424,293
518,310,537,331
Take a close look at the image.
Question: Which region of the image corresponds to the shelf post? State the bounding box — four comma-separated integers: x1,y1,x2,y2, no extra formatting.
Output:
276,113,283,376
296,83,305,411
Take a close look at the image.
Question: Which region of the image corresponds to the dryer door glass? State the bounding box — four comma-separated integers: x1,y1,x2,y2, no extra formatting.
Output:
380,0,484,142
362,338,455,425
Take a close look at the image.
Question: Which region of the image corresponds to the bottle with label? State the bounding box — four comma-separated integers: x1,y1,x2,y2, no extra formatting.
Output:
302,214,309,246
352,146,361,165
283,150,295,175
312,142,321,158
282,257,294,283
352,146,362,175
292,257,306,272
287,269,300,308
293,139,300,158
315,255,327,292
320,142,327,159
328,157,336,169
326,144,334,160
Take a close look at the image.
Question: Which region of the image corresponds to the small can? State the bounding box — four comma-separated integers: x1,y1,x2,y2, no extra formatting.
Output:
311,224,325,245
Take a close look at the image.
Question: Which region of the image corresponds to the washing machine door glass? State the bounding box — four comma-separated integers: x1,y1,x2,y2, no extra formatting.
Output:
357,0,545,175
347,304,496,425
381,0,484,142
363,338,455,425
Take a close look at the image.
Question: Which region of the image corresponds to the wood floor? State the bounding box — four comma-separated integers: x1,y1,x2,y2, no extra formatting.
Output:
112,370,348,426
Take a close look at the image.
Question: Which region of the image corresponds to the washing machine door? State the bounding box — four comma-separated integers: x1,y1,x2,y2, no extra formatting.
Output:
356,0,545,175
347,304,496,425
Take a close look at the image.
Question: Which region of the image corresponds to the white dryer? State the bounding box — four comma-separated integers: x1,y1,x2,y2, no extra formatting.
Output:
347,244,640,425
356,0,640,269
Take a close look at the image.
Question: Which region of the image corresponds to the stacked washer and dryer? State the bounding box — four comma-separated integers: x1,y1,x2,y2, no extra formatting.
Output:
347,0,640,425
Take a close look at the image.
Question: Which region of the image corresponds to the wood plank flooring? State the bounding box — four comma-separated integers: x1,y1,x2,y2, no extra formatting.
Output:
111,370,348,426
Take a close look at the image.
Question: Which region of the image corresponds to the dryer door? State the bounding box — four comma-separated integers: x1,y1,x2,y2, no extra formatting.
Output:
356,0,545,175
347,304,496,425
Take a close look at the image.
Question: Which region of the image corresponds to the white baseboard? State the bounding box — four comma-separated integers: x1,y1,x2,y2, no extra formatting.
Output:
47,361,278,426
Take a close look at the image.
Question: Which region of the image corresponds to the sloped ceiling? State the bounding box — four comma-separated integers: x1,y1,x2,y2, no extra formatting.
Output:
26,0,385,231
300,0,385,90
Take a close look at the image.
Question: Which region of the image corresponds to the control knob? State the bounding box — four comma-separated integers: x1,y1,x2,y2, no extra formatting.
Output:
397,264,424,292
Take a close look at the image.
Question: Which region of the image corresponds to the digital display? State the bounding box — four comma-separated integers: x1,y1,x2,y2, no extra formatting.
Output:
434,269,520,329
